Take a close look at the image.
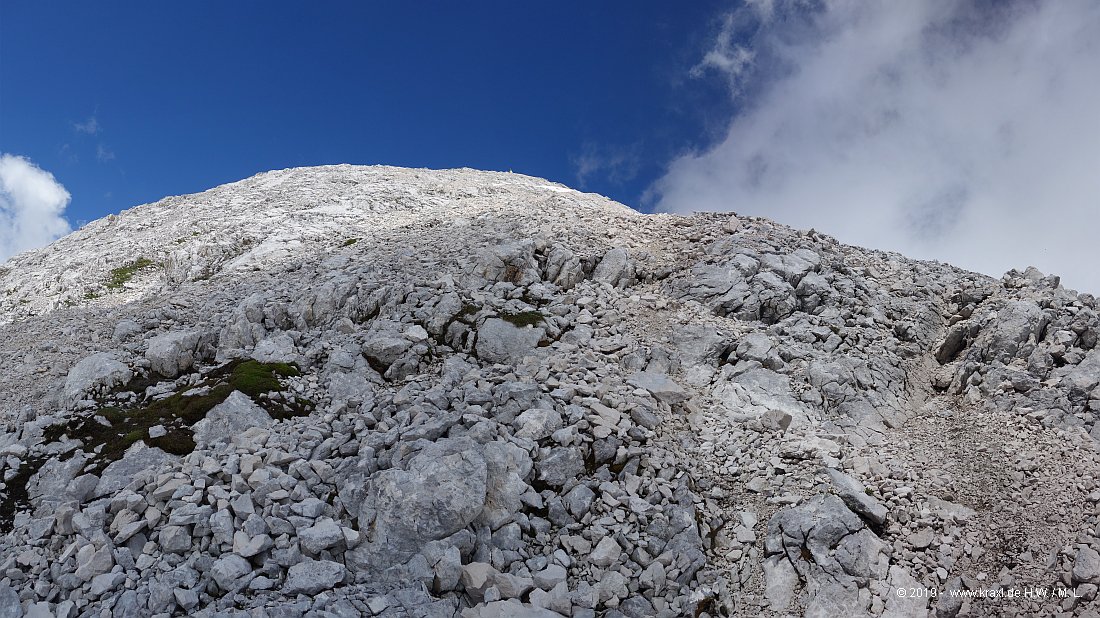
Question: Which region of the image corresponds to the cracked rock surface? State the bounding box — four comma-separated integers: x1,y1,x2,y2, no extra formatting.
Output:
1,165,1100,617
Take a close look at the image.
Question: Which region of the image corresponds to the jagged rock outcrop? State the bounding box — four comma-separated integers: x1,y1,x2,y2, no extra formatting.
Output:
1,165,1099,617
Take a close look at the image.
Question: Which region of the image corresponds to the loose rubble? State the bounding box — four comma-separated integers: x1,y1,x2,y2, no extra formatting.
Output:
1,165,1099,617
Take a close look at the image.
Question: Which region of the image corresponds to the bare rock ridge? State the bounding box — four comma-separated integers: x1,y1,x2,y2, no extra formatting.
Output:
1,164,1099,617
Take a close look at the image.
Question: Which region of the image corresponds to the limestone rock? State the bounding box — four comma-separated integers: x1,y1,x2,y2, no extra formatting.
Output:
626,371,689,404
146,330,212,378
283,558,346,595
63,352,132,404
476,318,544,365
192,390,273,447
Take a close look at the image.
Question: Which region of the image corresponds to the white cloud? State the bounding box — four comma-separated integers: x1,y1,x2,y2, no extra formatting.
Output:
73,115,100,135
689,13,755,87
652,1,1100,294
0,154,72,261
96,144,115,162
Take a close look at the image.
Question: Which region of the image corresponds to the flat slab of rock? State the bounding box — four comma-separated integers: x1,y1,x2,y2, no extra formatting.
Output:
826,468,888,525
92,442,175,499
627,371,689,404
475,318,544,365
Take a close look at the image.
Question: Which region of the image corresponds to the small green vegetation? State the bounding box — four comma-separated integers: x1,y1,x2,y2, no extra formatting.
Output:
36,360,310,483
229,360,300,397
342,237,360,247
106,257,156,290
83,290,101,300
500,310,544,328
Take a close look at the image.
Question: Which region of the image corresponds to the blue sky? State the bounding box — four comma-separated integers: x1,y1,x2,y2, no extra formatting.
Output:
1,1,731,226
3,1,1100,292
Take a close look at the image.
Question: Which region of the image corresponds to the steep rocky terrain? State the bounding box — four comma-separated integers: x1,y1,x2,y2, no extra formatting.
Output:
1,165,1099,618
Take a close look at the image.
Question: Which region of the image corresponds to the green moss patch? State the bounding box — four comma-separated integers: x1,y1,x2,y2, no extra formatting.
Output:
342,237,360,247
1,359,317,532
106,257,156,290
500,310,544,328
229,360,299,397
0,452,51,534
36,360,311,478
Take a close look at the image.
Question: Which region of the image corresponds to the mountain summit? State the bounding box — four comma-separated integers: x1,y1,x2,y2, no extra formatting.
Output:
1,165,1099,617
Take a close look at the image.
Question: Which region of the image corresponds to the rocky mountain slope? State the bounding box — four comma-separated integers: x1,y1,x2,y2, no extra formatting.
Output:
1,165,1099,618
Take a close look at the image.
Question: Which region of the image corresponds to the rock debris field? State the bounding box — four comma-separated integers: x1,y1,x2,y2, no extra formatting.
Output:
1,165,1100,617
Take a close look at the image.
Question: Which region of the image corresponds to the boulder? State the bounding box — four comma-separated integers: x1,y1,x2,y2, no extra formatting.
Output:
542,244,584,289
461,600,568,618
478,440,533,530
250,332,298,364
362,334,412,368
192,390,273,447
513,408,563,441
535,447,584,487
591,247,635,287
283,559,346,595
63,353,132,404
351,438,488,569
1074,546,1100,584
473,241,538,284
146,330,212,378
210,554,253,592
982,300,1043,362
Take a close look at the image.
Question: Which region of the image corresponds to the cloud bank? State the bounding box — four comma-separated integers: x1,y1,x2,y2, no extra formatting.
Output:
652,1,1100,294
0,155,72,261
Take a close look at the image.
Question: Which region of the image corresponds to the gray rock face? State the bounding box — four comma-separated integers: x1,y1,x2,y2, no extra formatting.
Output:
191,390,273,447
63,352,132,404
982,300,1044,362
765,494,888,616
475,318,544,365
